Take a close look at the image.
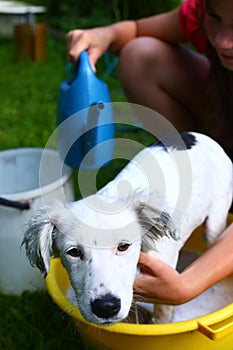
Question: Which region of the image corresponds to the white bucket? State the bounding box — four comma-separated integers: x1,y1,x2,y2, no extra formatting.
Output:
0,148,74,294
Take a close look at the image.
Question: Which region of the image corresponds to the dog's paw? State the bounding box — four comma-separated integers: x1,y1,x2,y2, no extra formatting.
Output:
152,304,175,324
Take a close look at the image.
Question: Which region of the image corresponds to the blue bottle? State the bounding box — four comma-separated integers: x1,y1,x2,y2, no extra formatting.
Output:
57,51,115,170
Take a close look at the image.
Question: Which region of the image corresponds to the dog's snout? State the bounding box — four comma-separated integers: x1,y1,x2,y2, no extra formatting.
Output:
91,293,121,319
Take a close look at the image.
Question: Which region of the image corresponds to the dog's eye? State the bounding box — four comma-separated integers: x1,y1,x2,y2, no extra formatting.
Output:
66,247,84,259
117,241,131,252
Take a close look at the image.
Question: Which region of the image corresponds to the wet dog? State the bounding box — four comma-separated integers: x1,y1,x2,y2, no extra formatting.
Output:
23,132,232,324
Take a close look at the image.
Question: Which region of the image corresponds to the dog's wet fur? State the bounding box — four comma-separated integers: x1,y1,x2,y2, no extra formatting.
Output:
23,132,233,325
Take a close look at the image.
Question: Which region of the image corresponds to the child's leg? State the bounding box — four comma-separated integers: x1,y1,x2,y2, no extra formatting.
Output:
118,37,210,132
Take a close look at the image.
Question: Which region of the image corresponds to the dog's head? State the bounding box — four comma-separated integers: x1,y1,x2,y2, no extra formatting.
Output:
23,197,143,324
23,194,174,325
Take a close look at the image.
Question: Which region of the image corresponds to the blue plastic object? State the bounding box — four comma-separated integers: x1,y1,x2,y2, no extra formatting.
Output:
57,51,115,170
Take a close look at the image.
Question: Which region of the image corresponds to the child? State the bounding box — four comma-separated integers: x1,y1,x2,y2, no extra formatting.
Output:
67,0,233,160
67,0,233,303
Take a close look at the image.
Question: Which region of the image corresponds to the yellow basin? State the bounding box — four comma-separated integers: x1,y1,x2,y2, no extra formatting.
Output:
46,215,233,350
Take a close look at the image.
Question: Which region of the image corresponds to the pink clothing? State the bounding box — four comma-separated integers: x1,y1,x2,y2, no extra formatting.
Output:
179,0,207,53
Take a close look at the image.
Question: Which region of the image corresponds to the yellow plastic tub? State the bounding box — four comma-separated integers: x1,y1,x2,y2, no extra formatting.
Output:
46,215,233,350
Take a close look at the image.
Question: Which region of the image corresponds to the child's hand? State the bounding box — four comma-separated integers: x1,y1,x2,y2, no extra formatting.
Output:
134,252,187,305
66,27,112,71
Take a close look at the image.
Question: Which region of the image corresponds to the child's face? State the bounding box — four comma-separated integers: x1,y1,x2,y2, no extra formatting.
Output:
205,0,233,71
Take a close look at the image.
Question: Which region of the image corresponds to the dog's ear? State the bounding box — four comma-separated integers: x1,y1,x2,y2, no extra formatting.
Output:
138,206,177,250
131,191,177,249
22,207,57,277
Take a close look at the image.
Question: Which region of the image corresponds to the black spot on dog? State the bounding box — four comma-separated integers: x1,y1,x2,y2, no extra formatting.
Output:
152,132,196,151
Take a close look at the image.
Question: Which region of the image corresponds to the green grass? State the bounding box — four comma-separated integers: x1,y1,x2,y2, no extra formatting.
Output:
0,291,82,349
0,33,154,349
0,36,68,150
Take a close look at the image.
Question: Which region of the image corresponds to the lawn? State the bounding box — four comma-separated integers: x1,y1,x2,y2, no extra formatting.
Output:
0,33,154,349
0,291,82,349
0,36,63,150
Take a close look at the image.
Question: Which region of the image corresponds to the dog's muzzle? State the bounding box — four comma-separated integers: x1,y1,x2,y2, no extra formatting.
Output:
91,293,121,319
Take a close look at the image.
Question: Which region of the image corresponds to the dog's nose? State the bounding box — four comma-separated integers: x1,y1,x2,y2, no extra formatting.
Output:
91,293,121,319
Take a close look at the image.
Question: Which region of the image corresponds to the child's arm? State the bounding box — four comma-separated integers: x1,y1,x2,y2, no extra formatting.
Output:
66,7,186,68
134,223,233,305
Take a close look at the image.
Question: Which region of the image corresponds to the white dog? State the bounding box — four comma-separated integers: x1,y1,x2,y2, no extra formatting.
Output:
23,132,232,325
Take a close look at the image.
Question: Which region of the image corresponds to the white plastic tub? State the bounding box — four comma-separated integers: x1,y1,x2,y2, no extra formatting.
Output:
0,148,74,294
